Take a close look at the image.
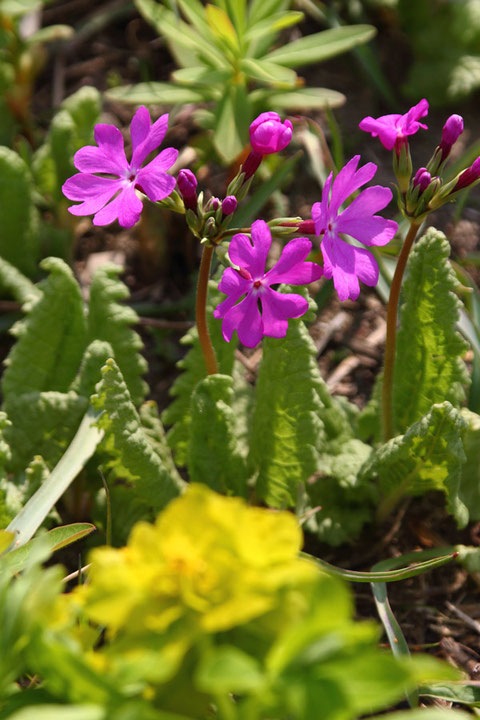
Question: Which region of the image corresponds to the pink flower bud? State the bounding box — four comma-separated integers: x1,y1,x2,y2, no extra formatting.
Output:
440,114,464,153
454,156,480,192
206,196,220,211
177,169,198,210
221,195,237,215
249,112,293,155
413,167,431,192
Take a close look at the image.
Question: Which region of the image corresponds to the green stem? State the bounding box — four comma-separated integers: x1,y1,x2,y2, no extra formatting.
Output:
382,221,420,442
196,244,218,376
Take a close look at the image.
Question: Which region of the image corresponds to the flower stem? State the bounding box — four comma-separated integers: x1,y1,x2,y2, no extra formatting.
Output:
196,244,218,375
382,221,420,442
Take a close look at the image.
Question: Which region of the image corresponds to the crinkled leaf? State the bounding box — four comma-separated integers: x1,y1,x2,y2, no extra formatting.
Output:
457,408,480,520
2,257,87,399
0,256,40,305
394,227,469,434
87,263,147,407
72,340,115,399
162,279,237,466
0,147,39,276
188,374,249,497
3,391,88,472
360,401,468,526
139,401,183,486
250,294,325,508
92,358,184,512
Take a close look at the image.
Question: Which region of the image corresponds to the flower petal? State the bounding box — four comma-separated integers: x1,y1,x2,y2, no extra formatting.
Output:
321,234,360,301
358,116,400,150
63,174,123,215
260,287,308,338
337,186,398,246
130,106,151,156
141,147,178,173
93,186,143,228
229,220,272,279
73,146,125,176
131,113,169,170
136,166,176,202
214,268,251,319
221,292,263,347
352,245,379,286
312,172,333,236
94,124,129,172
330,155,377,216
266,237,323,285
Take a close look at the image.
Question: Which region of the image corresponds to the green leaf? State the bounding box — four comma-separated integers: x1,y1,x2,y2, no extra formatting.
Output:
6,408,103,547
264,87,345,109
2,257,87,400
379,710,470,720
105,82,205,106
87,263,147,407
188,374,248,496
25,24,74,45
360,401,468,526
247,0,289,26
162,279,237,466
419,683,480,707
1,523,95,574
0,147,39,276
92,358,184,511
205,4,239,51
251,298,325,507
4,391,88,472
394,227,469,434
139,401,183,487
4,707,104,720
0,256,40,305
240,57,297,87
244,11,303,43
195,646,264,694
457,408,480,520
0,530,14,554
265,25,376,67
72,340,115,399
213,84,251,162
171,66,231,87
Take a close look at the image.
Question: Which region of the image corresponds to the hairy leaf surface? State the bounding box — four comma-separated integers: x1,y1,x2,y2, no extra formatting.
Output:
87,264,147,407
360,402,468,526
188,374,249,496
92,359,183,512
457,408,480,521
2,258,87,399
393,228,469,434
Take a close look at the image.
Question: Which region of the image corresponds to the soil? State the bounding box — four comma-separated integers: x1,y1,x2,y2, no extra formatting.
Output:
6,0,480,712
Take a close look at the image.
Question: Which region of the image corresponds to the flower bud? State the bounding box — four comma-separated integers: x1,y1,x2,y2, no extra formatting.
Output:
453,156,480,192
413,167,431,192
177,169,198,211
221,195,237,216
204,216,217,238
206,196,220,212
249,112,293,155
440,114,464,154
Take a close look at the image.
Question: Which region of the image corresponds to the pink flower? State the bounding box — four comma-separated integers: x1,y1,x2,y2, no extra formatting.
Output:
62,106,178,227
359,99,429,152
214,219,323,347
439,114,463,158
177,169,198,210
249,112,293,155
312,155,398,302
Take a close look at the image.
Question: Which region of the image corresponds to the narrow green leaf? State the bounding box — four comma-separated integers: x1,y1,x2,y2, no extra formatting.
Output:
265,25,376,67
6,408,103,548
87,263,147,407
214,84,251,162
361,401,468,526
206,4,239,50
263,87,345,109
247,0,289,26
251,299,325,507
162,282,237,466
25,24,74,45
244,11,303,43
105,82,205,105
92,359,184,511
188,375,248,497
1,523,95,574
177,0,211,35
2,258,87,399
240,57,297,87
171,66,231,86
394,227,469,434
4,706,105,720
0,147,39,276
0,530,14,554
418,683,480,707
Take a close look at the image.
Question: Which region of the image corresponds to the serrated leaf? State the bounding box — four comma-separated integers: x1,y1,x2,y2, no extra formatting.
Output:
72,340,115,399
0,256,40,305
250,300,325,508
87,263,147,407
457,408,480,520
139,400,183,486
92,358,184,512
3,392,88,472
105,82,205,105
2,257,87,399
162,279,237,466
394,227,469,434
360,402,468,526
265,25,376,67
188,374,248,496
0,147,39,276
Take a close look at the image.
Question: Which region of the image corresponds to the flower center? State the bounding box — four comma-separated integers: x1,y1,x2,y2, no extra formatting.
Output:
253,280,262,288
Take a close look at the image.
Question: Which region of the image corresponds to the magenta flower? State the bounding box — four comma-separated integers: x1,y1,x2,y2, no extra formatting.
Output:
214,220,323,347
250,112,293,155
312,155,398,302
62,106,178,228
439,114,463,158
359,99,429,152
